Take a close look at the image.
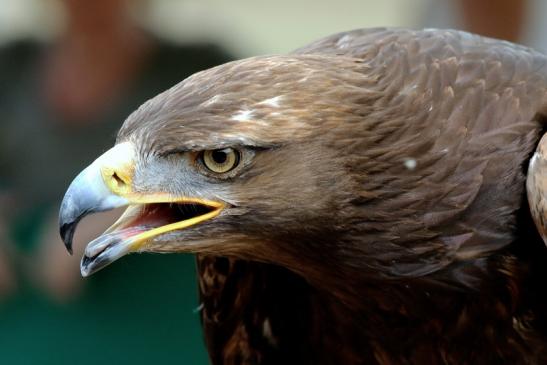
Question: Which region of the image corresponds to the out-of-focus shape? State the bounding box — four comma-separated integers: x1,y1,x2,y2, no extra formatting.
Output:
460,0,527,42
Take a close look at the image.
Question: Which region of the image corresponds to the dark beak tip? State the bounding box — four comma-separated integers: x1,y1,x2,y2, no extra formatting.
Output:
59,222,75,255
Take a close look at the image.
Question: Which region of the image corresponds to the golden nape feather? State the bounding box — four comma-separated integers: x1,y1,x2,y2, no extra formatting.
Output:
59,28,547,364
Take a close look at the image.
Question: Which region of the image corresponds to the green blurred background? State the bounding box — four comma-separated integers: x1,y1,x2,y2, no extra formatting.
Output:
0,0,541,363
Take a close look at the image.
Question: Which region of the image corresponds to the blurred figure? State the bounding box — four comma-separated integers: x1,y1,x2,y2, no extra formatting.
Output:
459,0,527,42
2,0,154,301
425,0,530,45
0,0,232,363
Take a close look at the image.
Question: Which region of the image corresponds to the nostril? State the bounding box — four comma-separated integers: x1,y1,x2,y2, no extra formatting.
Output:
112,172,126,187
101,165,133,195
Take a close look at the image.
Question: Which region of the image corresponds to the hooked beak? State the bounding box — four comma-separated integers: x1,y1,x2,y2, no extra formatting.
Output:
59,142,224,276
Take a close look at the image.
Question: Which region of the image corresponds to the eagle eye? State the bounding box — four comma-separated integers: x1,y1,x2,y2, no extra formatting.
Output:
201,148,240,174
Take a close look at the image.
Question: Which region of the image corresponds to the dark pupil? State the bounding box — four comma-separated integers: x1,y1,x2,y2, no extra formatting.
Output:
212,150,228,164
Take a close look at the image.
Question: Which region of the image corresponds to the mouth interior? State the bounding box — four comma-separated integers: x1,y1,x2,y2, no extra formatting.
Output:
85,202,217,260
80,200,222,276
133,202,217,228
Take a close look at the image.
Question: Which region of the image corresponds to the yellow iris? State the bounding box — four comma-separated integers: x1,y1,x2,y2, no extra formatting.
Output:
202,148,240,173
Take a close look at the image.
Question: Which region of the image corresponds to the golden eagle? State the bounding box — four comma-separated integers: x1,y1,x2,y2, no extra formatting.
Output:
59,28,547,364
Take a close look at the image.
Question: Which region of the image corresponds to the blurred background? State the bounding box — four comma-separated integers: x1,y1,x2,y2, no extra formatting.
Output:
0,0,542,363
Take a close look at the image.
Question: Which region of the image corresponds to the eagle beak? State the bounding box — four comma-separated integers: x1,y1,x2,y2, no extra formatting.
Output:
59,142,224,276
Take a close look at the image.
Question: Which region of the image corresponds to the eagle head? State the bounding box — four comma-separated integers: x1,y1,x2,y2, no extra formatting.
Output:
59,54,378,279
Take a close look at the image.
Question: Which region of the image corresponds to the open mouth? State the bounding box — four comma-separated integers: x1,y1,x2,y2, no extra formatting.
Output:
58,141,227,277
80,200,223,276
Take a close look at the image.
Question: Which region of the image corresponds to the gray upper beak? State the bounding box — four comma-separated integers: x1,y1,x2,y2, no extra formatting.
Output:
59,144,131,254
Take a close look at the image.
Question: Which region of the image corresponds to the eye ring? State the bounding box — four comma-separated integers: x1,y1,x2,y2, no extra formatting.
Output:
201,148,240,174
